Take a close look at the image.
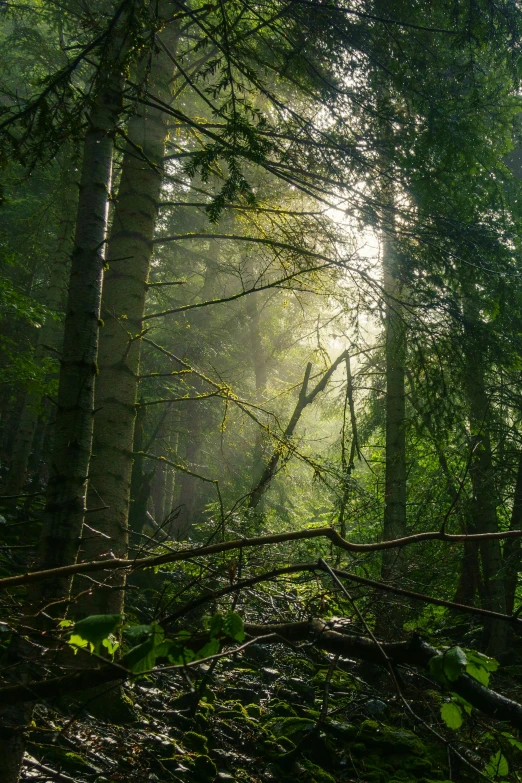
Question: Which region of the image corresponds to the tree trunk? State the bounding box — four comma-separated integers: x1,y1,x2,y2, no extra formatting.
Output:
4,173,76,497
376,233,407,639
244,256,268,487
74,12,179,618
0,13,132,781
173,417,201,538
462,297,507,656
504,449,522,616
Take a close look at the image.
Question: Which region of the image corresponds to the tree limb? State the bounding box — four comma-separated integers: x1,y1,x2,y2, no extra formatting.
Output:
2,526,522,591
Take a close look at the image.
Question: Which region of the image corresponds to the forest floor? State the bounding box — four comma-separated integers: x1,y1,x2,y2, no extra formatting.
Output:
20,624,522,783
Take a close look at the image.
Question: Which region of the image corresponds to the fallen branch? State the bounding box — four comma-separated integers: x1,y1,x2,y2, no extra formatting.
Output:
24,757,78,783
163,560,522,627
2,526,522,590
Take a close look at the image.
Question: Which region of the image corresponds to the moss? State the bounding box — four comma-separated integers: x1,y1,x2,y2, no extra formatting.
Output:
191,754,217,780
268,716,316,739
302,760,336,783
363,772,388,783
312,668,354,689
389,773,417,783
245,703,262,718
363,754,394,774
278,655,315,674
401,757,433,774
325,720,357,740
360,721,425,756
221,700,250,719
361,719,379,733
41,747,92,772
269,700,297,717
184,731,208,754
74,687,136,724
278,735,296,751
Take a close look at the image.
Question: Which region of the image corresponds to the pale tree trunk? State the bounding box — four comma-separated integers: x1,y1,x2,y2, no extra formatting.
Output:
173,423,201,539
376,232,407,639
0,15,131,782
245,256,268,488
4,171,76,497
151,418,168,526
503,449,522,617
163,408,179,526
338,354,358,539
129,401,155,537
462,296,507,656
170,245,222,539
74,10,179,619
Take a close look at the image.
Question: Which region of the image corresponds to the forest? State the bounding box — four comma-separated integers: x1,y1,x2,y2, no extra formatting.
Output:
3,0,522,781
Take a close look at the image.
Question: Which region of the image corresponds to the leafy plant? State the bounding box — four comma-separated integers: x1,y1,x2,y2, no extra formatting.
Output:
60,611,246,674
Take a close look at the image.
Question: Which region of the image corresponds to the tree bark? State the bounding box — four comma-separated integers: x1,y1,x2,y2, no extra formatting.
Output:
4,170,76,497
244,255,268,487
504,449,522,616
75,11,179,618
462,295,507,656
376,233,407,638
0,10,134,781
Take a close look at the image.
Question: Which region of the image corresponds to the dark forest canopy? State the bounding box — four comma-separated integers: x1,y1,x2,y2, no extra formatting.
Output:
3,1,522,781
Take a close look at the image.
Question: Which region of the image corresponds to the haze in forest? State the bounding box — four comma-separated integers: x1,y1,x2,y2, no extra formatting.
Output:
2,2,522,782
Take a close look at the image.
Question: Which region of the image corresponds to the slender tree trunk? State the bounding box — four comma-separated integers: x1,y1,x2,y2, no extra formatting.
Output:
0,12,133,780
173,416,201,538
462,298,507,656
129,401,155,537
244,256,268,487
151,420,168,526
338,354,358,539
74,12,178,618
163,409,179,525
376,233,407,639
504,450,522,616
4,175,76,497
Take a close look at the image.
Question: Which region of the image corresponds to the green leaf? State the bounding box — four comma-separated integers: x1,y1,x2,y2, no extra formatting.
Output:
166,641,195,665
429,654,445,682
464,649,498,687
486,751,509,778
440,702,463,729
68,634,90,653
102,636,119,656
466,662,490,686
71,614,123,654
197,637,220,659
452,693,473,715
122,638,156,674
466,649,499,672
123,624,154,643
210,613,224,637
443,647,468,682
223,611,245,642
120,623,164,674
501,732,522,751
